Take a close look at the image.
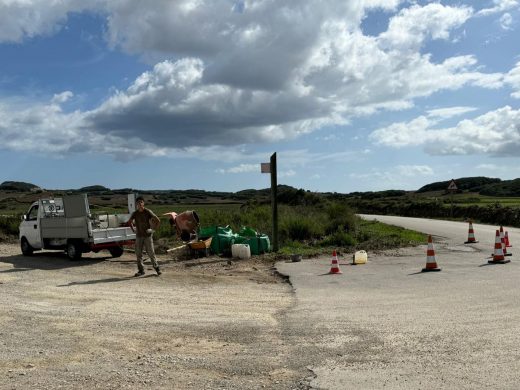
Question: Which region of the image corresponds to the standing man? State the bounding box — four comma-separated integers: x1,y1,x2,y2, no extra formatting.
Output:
127,196,162,276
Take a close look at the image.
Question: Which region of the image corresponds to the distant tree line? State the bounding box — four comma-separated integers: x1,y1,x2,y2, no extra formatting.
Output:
416,177,520,196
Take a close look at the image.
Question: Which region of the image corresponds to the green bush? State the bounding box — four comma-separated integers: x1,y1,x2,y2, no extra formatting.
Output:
321,228,356,247
280,217,321,242
0,215,20,236
324,202,357,235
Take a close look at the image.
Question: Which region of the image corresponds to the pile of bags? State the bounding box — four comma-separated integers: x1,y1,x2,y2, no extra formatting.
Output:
198,225,270,256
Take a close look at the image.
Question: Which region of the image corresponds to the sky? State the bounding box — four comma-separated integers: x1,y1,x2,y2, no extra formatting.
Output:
0,0,520,193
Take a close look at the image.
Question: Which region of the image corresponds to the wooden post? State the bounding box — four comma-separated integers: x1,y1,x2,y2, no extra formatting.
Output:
270,152,278,252
447,179,458,219
450,192,454,218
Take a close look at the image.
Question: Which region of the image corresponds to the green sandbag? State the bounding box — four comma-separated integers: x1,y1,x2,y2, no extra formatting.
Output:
233,234,271,255
199,225,235,255
199,225,270,255
239,226,257,237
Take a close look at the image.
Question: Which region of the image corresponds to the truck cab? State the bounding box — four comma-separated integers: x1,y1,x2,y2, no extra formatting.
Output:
20,201,44,253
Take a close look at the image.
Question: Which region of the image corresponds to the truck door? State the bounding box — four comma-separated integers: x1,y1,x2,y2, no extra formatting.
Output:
20,204,42,249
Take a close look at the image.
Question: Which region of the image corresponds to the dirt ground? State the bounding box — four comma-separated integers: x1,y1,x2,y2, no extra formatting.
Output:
0,243,314,390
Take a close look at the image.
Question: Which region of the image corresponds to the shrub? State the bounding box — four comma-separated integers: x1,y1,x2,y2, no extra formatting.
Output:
320,228,356,247
0,216,20,236
324,201,358,235
280,217,321,242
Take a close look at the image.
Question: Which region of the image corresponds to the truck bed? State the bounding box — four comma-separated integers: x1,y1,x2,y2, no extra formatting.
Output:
40,216,89,239
40,216,136,244
92,227,136,244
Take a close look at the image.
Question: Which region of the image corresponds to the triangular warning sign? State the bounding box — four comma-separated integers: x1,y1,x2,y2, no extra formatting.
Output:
447,179,458,191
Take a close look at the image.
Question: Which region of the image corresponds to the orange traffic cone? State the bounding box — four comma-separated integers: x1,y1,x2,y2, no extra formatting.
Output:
500,226,511,257
422,235,441,272
488,229,510,264
464,220,478,244
505,231,512,248
328,250,342,274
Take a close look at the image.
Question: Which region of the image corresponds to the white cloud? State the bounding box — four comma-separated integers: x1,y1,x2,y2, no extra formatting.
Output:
477,0,519,16
51,91,74,104
0,95,196,161
396,165,434,177
363,0,402,10
0,1,513,159
0,0,98,43
214,159,296,178
505,61,520,98
87,58,331,147
475,163,520,176
370,116,431,147
378,3,473,50
85,3,502,150
500,12,514,29
279,169,296,178
348,165,433,190
0,98,77,153
476,163,500,169
242,148,372,170
370,106,520,157
316,134,338,141
427,106,478,119
216,163,258,174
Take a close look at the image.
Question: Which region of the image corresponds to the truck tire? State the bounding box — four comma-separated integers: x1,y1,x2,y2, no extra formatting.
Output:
21,238,34,256
108,246,124,258
66,241,82,260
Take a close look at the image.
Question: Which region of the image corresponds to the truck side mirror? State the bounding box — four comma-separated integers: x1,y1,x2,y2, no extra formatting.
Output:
21,215,27,221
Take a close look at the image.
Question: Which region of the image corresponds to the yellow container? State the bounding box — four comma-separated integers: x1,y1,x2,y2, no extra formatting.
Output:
353,250,367,265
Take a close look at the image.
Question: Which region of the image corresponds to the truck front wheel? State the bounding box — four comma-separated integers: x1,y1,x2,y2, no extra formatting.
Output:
21,238,34,256
108,246,124,258
66,241,82,260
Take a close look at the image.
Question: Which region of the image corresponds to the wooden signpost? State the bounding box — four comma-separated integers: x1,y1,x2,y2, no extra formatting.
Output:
261,153,278,252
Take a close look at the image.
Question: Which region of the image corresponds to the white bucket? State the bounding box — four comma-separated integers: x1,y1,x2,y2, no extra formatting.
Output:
231,244,251,259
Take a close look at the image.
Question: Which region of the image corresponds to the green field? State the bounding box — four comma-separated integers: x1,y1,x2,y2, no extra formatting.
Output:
0,195,428,254
403,191,520,206
2,176,519,251
8,186,519,251
459,196,520,206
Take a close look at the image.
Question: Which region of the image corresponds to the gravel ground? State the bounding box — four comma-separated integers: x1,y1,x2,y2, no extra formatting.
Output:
6,230,518,389
0,243,315,390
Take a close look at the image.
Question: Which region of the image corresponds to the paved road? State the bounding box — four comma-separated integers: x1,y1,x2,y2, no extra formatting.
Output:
358,214,517,249
276,216,520,389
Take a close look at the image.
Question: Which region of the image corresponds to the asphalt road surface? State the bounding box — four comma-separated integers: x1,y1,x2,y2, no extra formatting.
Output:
276,216,520,389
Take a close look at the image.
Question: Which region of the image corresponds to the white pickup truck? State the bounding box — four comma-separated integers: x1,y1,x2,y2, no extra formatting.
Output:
19,194,136,260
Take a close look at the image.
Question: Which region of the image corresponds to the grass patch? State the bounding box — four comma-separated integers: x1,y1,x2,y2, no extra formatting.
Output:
273,219,426,257
355,220,427,250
